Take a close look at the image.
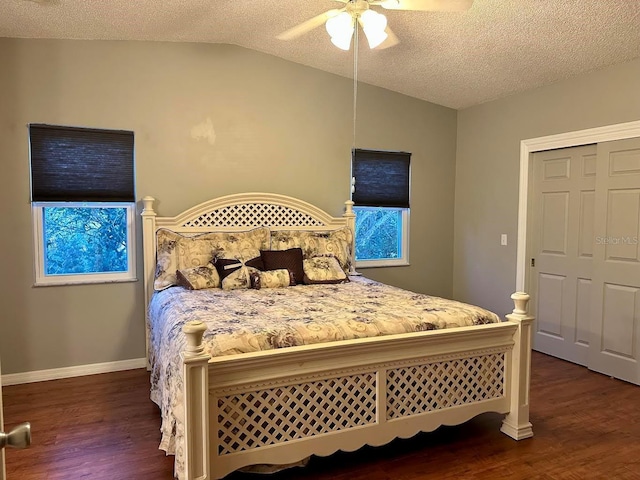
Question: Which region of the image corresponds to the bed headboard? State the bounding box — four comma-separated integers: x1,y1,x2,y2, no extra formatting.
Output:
141,192,355,359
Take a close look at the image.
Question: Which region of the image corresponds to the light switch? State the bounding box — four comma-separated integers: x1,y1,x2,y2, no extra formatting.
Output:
501,234,508,246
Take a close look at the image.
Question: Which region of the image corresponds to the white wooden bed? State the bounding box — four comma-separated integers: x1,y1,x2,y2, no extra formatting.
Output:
141,192,534,480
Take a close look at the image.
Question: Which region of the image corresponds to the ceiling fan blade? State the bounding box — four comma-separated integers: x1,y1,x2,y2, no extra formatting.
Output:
378,0,473,12
376,26,400,49
276,9,343,41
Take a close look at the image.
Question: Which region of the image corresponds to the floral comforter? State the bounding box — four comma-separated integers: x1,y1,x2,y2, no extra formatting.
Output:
148,276,500,478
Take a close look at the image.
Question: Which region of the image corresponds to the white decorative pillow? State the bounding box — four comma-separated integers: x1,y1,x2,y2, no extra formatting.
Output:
270,227,353,273
302,256,349,285
176,263,220,290
154,227,270,290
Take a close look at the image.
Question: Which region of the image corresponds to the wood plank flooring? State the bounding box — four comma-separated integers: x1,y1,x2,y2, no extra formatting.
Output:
3,352,639,480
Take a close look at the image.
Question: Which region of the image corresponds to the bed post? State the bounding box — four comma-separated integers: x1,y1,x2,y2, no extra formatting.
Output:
501,292,534,440
343,200,356,274
183,321,211,480
141,196,157,369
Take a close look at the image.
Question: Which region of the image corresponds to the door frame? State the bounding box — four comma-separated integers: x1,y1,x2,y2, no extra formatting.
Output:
516,120,640,293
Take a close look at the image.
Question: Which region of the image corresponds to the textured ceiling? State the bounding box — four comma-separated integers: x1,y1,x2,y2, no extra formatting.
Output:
1,0,639,109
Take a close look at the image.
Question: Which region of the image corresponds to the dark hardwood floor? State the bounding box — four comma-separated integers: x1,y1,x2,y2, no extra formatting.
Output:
3,352,639,480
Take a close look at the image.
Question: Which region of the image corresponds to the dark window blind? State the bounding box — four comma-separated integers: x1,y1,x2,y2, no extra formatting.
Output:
30,124,135,202
352,149,410,208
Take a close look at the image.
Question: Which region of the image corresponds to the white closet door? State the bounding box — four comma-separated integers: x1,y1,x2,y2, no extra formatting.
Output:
588,137,640,385
530,145,597,366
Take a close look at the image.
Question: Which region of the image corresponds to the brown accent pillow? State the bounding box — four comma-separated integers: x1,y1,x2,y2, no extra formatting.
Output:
260,248,304,285
245,256,264,271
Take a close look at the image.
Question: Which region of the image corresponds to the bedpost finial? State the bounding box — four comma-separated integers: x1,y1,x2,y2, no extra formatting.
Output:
142,196,156,214
183,320,207,356
511,292,530,315
344,200,355,217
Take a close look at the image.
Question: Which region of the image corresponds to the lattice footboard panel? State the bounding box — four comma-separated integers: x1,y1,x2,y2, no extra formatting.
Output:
216,372,377,455
183,203,326,229
386,352,505,420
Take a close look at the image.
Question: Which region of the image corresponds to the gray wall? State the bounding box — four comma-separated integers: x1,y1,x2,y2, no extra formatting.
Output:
453,58,640,318
0,38,457,375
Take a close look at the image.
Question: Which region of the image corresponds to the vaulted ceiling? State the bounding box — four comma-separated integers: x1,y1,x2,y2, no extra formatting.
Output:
1,0,639,109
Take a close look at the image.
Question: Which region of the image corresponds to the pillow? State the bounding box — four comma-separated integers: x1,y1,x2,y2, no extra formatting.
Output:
250,269,295,290
303,256,349,285
213,258,243,281
260,248,304,285
221,266,252,291
270,227,353,273
214,256,264,290
214,256,264,282
154,227,270,290
176,263,220,290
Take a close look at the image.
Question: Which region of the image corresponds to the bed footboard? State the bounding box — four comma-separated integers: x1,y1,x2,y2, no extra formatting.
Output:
182,321,210,480
500,292,534,440
181,293,534,480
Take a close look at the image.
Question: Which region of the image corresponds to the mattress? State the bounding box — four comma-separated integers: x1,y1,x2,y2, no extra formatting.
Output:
147,275,500,473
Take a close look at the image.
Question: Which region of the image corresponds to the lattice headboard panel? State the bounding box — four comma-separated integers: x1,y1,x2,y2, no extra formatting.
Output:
182,203,326,229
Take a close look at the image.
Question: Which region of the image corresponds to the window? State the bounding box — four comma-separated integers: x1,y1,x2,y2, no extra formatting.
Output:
29,124,136,285
352,148,410,268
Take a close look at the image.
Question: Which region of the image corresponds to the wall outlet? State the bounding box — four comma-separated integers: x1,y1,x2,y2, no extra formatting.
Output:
501,234,508,246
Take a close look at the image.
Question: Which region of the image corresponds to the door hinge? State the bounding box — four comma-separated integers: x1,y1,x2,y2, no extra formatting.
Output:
531,258,535,267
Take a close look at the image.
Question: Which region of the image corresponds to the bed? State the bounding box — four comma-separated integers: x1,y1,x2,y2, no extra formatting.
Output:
141,192,534,480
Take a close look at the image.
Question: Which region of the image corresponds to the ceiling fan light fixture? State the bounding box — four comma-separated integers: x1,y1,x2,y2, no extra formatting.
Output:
360,9,387,31
325,7,389,50
330,33,354,50
364,29,388,49
360,9,388,48
326,11,354,39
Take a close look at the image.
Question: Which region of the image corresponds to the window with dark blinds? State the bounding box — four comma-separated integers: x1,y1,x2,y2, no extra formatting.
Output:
29,124,135,202
351,149,410,208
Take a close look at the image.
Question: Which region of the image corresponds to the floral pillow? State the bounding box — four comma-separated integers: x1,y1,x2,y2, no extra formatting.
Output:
302,256,349,285
176,263,220,290
154,227,270,291
270,227,353,273
250,269,295,290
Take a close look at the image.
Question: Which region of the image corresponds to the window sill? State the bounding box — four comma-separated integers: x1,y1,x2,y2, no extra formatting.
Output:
33,277,139,287
355,260,410,269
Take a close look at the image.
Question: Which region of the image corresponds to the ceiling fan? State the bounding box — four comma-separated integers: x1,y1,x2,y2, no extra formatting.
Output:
277,0,473,50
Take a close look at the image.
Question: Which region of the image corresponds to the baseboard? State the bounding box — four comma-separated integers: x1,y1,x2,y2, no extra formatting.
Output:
1,357,147,386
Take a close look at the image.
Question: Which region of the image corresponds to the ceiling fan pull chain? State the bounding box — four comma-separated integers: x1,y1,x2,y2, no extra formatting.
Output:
352,24,359,150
